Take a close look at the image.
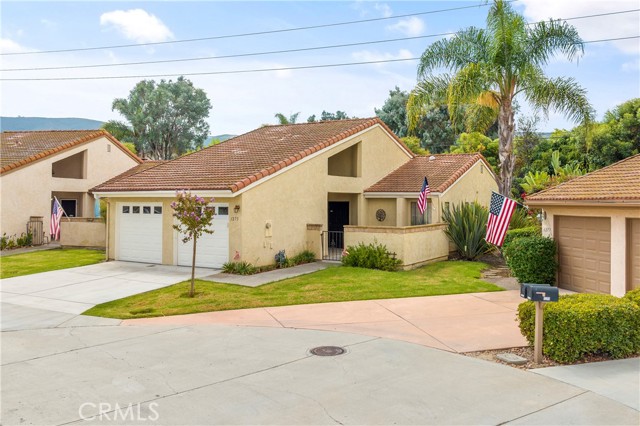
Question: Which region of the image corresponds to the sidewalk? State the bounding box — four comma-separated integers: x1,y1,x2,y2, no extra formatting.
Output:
124,290,529,353
0,242,62,257
200,261,332,287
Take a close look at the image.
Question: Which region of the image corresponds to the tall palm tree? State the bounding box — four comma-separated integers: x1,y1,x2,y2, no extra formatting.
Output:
407,0,593,195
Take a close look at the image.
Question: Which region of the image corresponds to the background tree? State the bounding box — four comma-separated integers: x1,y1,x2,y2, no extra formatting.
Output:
113,76,212,160
401,136,428,155
274,112,300,125
102,120,137,155
307,110,351,122
375,86,409,137
450,132,499,170
171,191,215,298
407,0,592,195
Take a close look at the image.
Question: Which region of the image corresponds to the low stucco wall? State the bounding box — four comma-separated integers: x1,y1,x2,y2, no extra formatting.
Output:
344,223,449,269
60,218,106,248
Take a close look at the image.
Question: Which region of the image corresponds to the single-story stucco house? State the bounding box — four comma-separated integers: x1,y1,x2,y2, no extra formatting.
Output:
526,153,640,296
0,130,141,245
92,118,497,269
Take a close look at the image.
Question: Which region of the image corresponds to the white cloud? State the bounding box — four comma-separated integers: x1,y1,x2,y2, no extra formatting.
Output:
375,3,393,18
622,58,640,72
100,9,174,43
387,17,425,37
519,0,640,55
0,38,33,54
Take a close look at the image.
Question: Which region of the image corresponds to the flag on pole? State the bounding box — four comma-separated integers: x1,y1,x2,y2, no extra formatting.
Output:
50,198,64,240
417,177,430,215
486,192,517,246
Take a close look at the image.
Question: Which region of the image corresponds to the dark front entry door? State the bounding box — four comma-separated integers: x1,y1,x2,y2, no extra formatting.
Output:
328,201,349,232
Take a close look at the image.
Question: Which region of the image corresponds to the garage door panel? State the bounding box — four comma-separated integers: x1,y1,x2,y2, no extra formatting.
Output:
117,203,163,264
177,205,229,269
628,219,640,291
556,216,611,294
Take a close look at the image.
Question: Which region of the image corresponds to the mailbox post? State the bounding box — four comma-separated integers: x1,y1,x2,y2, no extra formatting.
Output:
520,283,559,364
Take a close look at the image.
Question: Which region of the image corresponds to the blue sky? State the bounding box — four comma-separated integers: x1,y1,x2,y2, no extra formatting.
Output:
2,1,639,136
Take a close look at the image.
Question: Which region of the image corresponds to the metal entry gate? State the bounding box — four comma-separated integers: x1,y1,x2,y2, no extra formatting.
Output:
321,231,344,261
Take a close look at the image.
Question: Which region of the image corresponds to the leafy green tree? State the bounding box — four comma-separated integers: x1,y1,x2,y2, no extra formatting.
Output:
407,0,592,195
171,191,215,297
450,132,499,170
401,136,428,155
113,76,212,160
307,110,351,122
102,120,134,143
274,112,300,125
375,86,409,137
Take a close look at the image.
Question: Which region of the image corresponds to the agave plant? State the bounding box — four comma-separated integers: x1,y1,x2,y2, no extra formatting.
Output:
442,202,491,260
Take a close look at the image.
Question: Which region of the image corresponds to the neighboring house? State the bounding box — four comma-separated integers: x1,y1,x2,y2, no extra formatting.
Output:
0,130,141,242
526,153,640,296
92,118,497,269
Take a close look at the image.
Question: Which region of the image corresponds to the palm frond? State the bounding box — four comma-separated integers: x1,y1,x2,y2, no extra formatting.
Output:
464,103,498,134
523,75,594,125
417,28,489,77
525,19,584,66
407,75,451,132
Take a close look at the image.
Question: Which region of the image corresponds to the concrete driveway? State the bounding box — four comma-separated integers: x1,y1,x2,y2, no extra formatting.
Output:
0,261,216,331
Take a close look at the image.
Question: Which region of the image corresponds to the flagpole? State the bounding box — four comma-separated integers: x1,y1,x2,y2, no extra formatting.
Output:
53,196,71,222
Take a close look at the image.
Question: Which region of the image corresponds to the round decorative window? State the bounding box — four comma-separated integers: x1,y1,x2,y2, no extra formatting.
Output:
376,209,386,222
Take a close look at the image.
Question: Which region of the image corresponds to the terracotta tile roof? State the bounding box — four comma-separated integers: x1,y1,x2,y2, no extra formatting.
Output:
365,153,493,193
526,153,640,202
1,130,141,174
92,118,412,193
93,160,166,191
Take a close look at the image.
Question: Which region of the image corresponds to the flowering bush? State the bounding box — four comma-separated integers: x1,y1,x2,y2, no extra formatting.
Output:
171,191,215,297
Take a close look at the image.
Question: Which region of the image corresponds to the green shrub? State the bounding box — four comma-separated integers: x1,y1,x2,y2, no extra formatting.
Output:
518,294,640,363
16,232,33,247
623,288,640,307
503,236,557,285
508,207,537,230
442,202,491,260
291,250,316,265
502,226,541,249
342,241,402,272
222,261,257,275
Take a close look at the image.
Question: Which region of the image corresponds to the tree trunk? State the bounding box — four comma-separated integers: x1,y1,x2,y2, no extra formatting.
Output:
189,235,197,297
497,100,516,196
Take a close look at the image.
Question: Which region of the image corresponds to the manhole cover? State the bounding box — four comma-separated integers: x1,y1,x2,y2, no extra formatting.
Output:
310,346,346,356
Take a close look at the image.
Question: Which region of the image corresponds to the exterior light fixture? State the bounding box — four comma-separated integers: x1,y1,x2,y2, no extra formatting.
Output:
234,205,240,214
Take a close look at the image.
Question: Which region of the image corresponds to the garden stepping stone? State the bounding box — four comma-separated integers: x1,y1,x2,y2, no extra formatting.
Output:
496,353,528,365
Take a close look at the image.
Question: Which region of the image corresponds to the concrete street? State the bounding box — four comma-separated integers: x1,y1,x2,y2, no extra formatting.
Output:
1,262,638,425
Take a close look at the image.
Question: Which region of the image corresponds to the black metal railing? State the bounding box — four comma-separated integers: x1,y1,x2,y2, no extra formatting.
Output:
321,231,344,261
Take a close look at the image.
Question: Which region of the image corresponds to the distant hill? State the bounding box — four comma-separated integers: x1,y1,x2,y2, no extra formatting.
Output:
1,116,104,131
209,134,236,143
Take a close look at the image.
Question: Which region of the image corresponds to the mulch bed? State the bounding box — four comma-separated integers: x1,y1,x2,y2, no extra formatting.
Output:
463,346,629,370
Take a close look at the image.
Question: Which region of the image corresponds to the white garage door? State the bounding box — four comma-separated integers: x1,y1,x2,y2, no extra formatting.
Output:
177,204,229,268
117,203,163,264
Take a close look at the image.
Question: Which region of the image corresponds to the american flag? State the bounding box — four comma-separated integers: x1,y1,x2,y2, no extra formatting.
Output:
50,198,64,240
418,177,430,215
486,192,517,246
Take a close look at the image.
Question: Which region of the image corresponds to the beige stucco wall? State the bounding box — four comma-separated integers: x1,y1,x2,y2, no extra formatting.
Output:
237,125,411,266
439,161,498,217
0,136,139,239
60,218,106,247
533,204,640,296
344,224,449,269
365,198,397,226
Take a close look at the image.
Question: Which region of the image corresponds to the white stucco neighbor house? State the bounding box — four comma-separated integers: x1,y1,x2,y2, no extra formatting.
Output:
0,130,141,244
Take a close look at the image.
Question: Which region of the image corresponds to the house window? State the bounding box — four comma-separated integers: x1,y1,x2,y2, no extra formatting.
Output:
60,199,77,217
122,206,130,214
410,201,432,225
132,206,140,214
154,206,162,214
217,206,228,216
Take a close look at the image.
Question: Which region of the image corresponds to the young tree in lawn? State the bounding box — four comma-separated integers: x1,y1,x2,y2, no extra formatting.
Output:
171,191,215,297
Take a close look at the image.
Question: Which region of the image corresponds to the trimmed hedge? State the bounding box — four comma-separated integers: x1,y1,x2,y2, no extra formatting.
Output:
623,288,640,307
518,294,640,363
342,241,402,272
502,226,541,250
503,236,557,285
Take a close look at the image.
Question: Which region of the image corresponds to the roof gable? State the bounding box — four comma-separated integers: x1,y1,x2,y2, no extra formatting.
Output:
93,117,413,193
1,130,141,174
365,153,494,194
526,153,640,202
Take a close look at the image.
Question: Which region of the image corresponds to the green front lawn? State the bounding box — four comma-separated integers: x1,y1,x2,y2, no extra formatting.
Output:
85,261,502,319
0,248,105,279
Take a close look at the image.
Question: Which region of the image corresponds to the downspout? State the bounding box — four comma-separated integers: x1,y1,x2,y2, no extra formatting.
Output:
105,199,110,262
